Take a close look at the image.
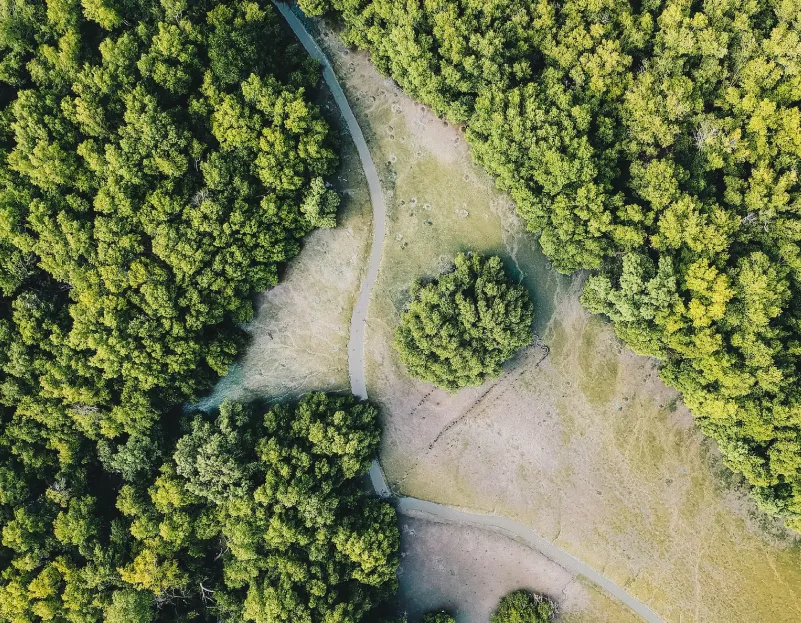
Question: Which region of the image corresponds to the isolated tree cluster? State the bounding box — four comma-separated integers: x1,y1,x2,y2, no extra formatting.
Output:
491,590,553,623
0,1,399,621
394,253,534,391
301,0,801,531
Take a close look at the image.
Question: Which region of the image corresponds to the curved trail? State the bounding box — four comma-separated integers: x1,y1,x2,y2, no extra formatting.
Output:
275,4,661,622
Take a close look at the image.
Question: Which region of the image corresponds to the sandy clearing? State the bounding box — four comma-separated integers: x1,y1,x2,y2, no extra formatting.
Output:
388,513,641,623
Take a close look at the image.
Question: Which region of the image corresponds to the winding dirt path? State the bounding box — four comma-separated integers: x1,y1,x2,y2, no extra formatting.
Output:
274,4,662,622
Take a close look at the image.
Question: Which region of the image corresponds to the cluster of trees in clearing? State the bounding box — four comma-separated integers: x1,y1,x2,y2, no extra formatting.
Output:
0,1,398,621
300,0,801,531
394,253,534,391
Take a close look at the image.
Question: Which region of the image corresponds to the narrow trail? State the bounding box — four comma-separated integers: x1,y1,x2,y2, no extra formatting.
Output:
275,4,662,622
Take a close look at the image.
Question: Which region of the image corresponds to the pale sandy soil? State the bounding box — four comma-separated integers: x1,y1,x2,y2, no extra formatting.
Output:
307,13,801,623
388,513,641,623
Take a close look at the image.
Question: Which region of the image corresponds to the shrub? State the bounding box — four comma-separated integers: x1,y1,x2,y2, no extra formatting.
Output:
420,612,456,623
394,253,534,391
491,590,553,623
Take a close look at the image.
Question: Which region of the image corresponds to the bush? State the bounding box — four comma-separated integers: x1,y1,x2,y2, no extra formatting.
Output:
491,590,553,623
394,253,533,391
420,612,456,623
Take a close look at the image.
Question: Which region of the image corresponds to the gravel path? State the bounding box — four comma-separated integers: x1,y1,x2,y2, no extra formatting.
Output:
274,4,662,621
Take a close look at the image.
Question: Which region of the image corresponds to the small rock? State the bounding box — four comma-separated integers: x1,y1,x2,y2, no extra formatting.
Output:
455,209,469,218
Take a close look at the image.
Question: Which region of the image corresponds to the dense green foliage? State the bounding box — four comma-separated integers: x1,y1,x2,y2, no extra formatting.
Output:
420,612,456,623
394,253,534,391
302,0,801,530
0,388,398,622
490,590,553,623
0,1,399,620
119,394,398,623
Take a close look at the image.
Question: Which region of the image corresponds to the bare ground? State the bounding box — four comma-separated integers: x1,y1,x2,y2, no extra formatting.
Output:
389,513,641,623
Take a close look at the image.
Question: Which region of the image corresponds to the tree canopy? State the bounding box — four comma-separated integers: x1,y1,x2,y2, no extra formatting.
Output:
394,253,534,391
0,387,398,622
0,1,402,620
117,394,399,623
420,612,456,623
302,0,801,532
490,590,553,623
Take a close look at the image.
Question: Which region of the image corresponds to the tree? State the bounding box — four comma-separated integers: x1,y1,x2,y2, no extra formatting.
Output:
173,400,257,504
394,253,533,391
302,176,340,228
491,590,553,623
105,590,154,623
0,1,353,620
139,394,398,623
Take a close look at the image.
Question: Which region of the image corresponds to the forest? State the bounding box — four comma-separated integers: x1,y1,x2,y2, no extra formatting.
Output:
0,1,397,620
3,0,800,618
299,0,801,531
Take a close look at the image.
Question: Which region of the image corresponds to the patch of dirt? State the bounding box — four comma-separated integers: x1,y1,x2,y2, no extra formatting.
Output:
388,514,641,623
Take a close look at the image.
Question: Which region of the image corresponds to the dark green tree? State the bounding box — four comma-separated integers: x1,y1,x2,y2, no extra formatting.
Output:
124,394,399,623
394,253,533,391
491,590,553,623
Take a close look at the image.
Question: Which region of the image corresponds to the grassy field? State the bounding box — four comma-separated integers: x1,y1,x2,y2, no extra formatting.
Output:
306,13,801,623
